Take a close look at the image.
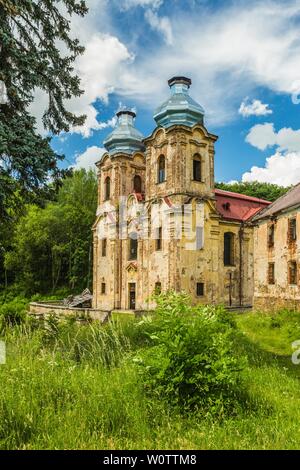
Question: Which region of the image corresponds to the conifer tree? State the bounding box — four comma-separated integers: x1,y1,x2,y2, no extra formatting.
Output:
0,0,88,218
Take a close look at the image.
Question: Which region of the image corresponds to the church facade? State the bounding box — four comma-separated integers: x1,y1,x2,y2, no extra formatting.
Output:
92,77,270,312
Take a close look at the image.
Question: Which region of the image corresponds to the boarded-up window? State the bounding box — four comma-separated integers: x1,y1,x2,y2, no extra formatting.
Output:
268,224,275,248
288,218,297,242
289,261,297,285
224,232,234,266
196,282,204,297
268,263,275,285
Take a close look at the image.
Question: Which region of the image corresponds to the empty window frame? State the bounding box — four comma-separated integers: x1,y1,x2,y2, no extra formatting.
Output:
196,282,204,297
288,261,297,285
129,235,138,260
288,218,297,243
193,154,202,182
158,155,166,183
224,232,234,266
104,177,111,200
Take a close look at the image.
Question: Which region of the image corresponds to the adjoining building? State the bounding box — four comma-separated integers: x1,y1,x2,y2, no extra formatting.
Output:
252,183,300,310
92,77,270,312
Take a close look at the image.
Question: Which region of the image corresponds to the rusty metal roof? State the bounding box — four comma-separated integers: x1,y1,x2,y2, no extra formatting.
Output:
214,189,271,222
252,182,300,221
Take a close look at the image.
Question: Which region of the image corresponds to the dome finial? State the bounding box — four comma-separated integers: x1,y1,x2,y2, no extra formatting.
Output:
153,76,205,128
103,109,145,156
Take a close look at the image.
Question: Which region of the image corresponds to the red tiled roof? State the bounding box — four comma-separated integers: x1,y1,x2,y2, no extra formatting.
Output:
214,189,271,222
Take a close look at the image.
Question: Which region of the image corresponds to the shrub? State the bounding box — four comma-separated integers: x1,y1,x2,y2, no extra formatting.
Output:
134,292,246,414
0,298,28,329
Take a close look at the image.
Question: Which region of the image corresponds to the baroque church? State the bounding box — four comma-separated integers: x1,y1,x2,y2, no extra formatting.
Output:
92,77,270,312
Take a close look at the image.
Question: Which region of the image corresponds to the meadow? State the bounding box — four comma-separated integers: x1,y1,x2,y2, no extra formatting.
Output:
1,294,300,450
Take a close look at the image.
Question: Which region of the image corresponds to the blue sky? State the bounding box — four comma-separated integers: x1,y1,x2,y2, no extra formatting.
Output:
33,0,300,186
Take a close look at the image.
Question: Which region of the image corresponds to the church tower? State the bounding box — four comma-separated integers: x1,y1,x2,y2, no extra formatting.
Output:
145,76,218,201
92,110,146,310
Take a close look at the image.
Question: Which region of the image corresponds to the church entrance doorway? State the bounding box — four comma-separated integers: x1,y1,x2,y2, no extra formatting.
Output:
129,283,136,310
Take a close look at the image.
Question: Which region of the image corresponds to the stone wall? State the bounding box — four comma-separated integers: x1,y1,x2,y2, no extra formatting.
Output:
253,208,300,311
29,302,110,322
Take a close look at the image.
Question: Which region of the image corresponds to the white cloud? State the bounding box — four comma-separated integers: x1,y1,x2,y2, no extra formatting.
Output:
116,1,300,126
246,123,300,152
245,123,277,150
68,34,133,137
28,0,300,135
120,0,163,10
239,98,272,117
144,9,173,45
74,146,106,170
30,33,132,137
242,151,300,187
243,122,300,186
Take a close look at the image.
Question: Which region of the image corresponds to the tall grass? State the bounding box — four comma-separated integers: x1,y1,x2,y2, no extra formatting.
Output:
1,305,300,449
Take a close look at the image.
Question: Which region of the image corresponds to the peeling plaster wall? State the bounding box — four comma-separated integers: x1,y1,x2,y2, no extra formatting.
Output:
93,124,255,310
254,209,300,310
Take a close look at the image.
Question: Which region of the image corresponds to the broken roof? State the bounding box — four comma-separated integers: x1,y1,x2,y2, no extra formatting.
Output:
252,182,300,221
214,189,271,222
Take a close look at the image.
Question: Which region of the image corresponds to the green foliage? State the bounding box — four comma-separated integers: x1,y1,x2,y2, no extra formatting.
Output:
0,0,87,218
135,292,246,413
0,297,28,329
3,169,97,293
215,181,289,202
237,309,300,356
1,305,300,448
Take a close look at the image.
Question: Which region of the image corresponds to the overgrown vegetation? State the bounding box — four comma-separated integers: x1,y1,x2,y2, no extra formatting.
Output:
215,181,289,202
1,294,300,449
1,169,97,294
135,293,246,413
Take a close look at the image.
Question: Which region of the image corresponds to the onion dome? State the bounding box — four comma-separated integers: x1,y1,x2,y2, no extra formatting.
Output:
153,76,205,128
103,110,145,156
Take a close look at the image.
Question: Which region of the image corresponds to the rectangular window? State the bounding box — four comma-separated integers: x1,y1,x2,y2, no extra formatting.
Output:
288,218,297,242
196,282,204,297
129,237,138,260
196,226,204,250
102,238,107,257
101,283,106,294
268,263,275,285
154,282,162,294
156,227,162,251
268,224,275,248
193,160,202,182
224,232,234,266
289,261,297,285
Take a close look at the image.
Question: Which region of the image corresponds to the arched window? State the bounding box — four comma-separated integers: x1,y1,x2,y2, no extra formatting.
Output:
193,154,202,182
224,232,234,266
104,177,110,200
133,175,142,193
158,155,166,183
